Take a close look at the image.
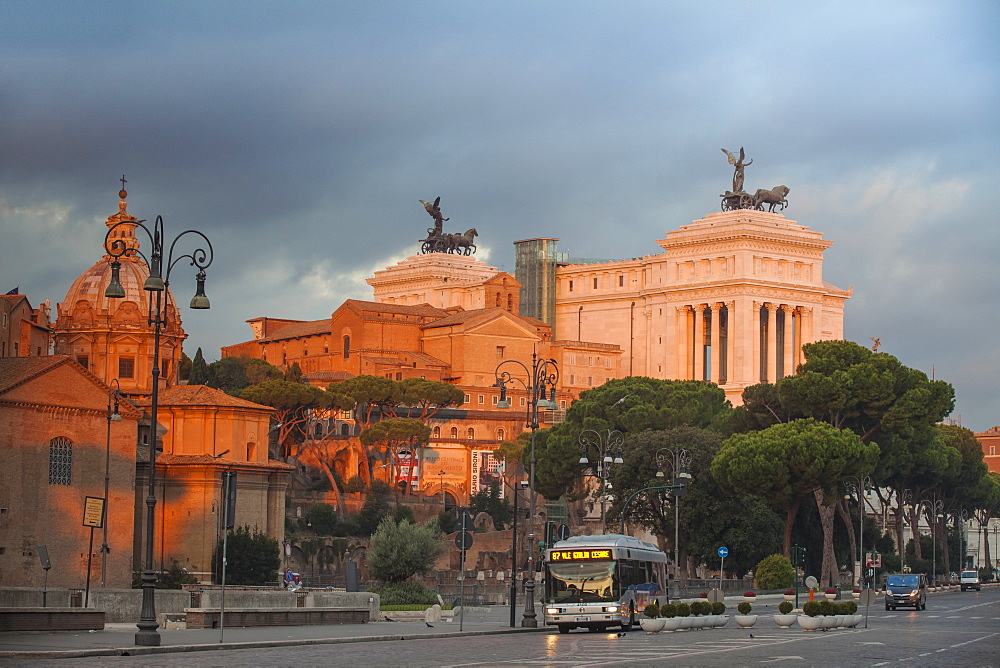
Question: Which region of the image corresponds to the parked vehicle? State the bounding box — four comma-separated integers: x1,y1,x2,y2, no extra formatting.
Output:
959,570,982,592
884,573,927,610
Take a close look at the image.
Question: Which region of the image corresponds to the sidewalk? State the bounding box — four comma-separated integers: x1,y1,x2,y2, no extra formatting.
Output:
0,608,546,660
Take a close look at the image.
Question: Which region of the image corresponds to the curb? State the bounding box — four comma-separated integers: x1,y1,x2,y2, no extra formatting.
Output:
0,625,551,660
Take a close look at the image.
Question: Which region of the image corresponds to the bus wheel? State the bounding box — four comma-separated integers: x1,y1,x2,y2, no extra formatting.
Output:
558,624,571,634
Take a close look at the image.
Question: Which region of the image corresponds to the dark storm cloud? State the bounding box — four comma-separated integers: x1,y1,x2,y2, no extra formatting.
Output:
2,0,998,428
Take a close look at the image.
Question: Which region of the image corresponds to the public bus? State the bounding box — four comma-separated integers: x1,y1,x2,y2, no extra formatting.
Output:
542,534,667,634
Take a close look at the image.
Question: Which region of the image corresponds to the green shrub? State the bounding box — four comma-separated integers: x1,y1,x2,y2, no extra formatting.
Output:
660,603,677,618
675,603,691,617
753,553,795,590
802,600,820,617
842,601,858,614
711,601,725,615
370,580,440,605
212,525,280,585
366,517,445,583
737,601,752,615
817,599,836,616
643,603,660,619
689,601,706,615
778,600,793,615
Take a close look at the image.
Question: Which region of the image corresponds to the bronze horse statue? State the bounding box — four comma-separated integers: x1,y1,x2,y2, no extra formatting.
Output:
753,185,790,212
447,228,478,255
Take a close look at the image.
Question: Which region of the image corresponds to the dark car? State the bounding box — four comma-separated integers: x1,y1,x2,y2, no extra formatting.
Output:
884,573,927,610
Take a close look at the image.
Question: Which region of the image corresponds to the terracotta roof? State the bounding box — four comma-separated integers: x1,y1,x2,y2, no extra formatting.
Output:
303,371,356,382
137,384,273,410
361,355,405,366
0,356,67,394
1,294,26,306
256,319,331,343
405,351,449,367
147,452,294,470
421,307,542,331
345,299,449,317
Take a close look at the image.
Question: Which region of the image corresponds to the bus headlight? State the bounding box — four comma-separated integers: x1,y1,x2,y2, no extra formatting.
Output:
546,607,562,615
603,605,619,613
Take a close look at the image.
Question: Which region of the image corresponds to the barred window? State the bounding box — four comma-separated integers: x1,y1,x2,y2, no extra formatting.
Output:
49,437,73,485
119,357,135,379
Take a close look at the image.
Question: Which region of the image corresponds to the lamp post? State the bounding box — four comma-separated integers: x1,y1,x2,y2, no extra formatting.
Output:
494,351,559,629
101,379,121,588
915,496,943,583
438,470,446,506
844,475,872,587
104,215,214,646
578,429,624,534
654,447,692,602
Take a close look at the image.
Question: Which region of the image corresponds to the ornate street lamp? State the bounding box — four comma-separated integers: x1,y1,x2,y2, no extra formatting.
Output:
494,351,559,629
655,447,692,602
101,379,121,588
843,475,872,587
105,214,214,647
914,495,943,583
578,429,624,534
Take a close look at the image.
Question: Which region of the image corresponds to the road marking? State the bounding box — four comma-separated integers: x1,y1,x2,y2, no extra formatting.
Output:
758,657,804,663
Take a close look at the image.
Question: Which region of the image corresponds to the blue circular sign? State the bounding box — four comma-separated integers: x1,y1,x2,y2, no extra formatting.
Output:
718,546,729,558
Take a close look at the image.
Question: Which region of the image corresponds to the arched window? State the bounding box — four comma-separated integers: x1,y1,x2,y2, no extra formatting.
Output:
450,427,458,439
343,335,351,359
496,428,506,441
49,437,73,485
467,428,475,440
433,426,441,438
314,423,324,439
495,292,501,307
341,423,350,436
507,294,513,311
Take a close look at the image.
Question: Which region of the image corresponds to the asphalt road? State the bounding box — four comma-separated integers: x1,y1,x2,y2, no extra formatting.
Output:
12,589,1000,667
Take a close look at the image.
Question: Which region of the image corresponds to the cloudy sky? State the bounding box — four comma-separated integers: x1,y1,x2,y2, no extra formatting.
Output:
2,1,997,430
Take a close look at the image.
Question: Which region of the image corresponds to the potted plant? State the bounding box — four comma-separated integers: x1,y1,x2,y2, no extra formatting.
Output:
640,603,666,634
851,587,861,599
660,603,682,632
824,587,838,601
773,600,796,628
743,590,757,603
710,601,729,627
797,600,823,631
783,589,796,602
675,602,693,630
734,600,757,628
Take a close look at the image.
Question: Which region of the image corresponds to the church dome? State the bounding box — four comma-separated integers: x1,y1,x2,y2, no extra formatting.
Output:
53,182,185,394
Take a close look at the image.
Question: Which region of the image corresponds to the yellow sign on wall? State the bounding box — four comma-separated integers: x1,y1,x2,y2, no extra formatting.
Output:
83,496,105,528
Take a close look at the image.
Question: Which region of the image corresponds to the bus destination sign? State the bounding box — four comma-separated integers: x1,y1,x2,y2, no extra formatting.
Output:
549,549,611,562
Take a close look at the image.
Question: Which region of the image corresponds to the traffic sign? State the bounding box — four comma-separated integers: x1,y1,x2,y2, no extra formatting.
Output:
558,524,570,541
717,546,729,558
455,531,473,551
866,552,881,567
859,589,877,606
707,589,725,604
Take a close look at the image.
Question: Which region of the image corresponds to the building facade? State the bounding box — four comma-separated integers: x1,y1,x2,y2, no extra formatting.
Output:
518,209,851,404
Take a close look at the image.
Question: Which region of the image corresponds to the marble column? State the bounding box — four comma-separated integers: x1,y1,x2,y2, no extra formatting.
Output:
725,301,736,386
676,306,691,380
710,303,722,383
693,304,706,381
752,301,762,383
781,305,794,378
766,303,778,384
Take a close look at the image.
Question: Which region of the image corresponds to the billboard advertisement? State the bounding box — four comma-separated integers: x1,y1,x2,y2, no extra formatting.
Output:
471,449,504,498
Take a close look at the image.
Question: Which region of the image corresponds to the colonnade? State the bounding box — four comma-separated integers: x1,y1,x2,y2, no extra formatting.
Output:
672,300,815,386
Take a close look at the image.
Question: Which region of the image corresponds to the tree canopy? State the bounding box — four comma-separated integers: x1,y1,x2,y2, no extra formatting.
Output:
534,377,731,499
712,417,879,586
365,517,446,583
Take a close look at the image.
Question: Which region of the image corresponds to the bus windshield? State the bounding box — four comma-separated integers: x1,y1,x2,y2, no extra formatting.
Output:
547,561,617,602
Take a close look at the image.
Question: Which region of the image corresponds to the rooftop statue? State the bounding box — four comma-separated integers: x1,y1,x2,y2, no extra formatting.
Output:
418,197,478,255
719,147,789,212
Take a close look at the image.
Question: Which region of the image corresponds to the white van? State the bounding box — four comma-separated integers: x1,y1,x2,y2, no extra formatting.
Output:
959,570,981,592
